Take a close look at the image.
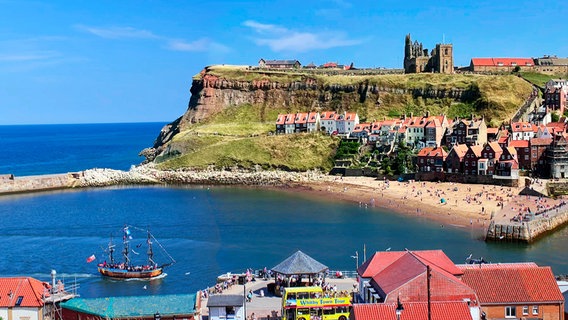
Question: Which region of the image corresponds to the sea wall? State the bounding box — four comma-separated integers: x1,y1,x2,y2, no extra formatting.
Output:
0,174,79,195
416,172,519,187
486,208,568,242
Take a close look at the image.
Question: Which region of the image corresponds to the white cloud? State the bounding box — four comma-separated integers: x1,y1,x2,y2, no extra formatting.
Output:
242,20,287,34
75,25,159,39
166,38,230,53
76,24,231,53
243,20,363,52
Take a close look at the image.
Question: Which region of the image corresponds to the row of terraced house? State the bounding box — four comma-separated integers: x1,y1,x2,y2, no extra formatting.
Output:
275,110,568,179
416,119,568,180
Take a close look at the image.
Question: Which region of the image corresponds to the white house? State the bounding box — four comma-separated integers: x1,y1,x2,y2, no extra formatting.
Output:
207,294,245,320
306,112,320,132
284,113,296,134
320,111,338,134
336,112,359,135
511,122,536,141
0,277,47,320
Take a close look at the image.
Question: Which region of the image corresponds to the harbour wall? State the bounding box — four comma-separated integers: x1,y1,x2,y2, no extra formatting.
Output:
0,173,81,195
486,209,568,242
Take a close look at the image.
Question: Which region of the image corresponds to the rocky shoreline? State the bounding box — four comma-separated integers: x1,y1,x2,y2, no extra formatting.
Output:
76,164,331,188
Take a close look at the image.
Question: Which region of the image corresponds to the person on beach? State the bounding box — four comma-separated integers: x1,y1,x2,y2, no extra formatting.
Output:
247,290,253,302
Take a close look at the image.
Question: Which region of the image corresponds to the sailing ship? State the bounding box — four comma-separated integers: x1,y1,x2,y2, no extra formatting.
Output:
97,225,175,279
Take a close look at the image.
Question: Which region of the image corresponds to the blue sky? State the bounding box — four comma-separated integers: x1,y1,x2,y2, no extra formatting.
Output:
1,0,567,125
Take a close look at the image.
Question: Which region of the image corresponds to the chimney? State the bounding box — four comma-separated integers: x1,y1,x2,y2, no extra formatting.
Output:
471,113,474,120
426,111,430,117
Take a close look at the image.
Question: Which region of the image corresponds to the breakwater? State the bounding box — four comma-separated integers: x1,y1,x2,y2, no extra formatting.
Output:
486,204,568,242
0,165,331,196
0,173,78,195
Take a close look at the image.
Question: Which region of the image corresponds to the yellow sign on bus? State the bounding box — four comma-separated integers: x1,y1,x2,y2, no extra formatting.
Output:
281,286,351,320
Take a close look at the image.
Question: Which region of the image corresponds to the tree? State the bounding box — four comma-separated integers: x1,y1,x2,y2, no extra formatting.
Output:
512,65,521,73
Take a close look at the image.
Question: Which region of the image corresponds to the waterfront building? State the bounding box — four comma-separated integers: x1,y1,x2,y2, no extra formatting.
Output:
207,295,244,320
446,143,469,173
356,250,480,320
417,146,447,172
60,294,199,320
458,263,565,320
0,277,47,320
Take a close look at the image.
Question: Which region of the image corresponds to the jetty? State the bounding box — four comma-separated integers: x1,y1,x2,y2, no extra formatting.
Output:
485,182,568,242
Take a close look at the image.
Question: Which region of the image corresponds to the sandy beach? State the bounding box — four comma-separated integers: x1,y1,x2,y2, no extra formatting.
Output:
286,176,528,230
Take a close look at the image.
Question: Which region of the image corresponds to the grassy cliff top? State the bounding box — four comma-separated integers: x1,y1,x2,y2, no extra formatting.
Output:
196,64,532,91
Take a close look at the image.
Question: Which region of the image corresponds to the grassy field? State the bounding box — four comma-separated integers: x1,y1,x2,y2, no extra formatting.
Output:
158,133,338,171
519,72,553,88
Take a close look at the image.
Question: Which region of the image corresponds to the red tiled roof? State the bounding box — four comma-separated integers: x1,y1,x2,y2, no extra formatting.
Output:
546,122,566,130
511,122,536,133
276,114,286,125
449,144,469,159
486,128,499,135
471,58,533,67
508,139,529,148
488,141,503,154
295,112,308,124
320,111,337,121
457,262,537,270
284,113,295,125
345,112,358,121
307,112,319,123
358,251,405,278
417,147,434,157
469,145,484,157
352,301,473,320
0,277,47,307
360,250,472,304
459,265,564,304
530,137,553,146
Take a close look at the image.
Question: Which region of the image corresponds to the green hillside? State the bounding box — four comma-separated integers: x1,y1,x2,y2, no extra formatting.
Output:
156,68,534,171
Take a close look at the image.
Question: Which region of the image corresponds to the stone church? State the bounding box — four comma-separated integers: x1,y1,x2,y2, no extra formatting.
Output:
403,34,453,74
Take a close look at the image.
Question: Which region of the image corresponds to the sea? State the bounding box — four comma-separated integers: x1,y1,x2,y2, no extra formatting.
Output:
0,122,567,299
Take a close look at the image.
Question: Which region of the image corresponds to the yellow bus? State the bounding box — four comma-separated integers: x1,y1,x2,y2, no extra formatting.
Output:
281,286,351,320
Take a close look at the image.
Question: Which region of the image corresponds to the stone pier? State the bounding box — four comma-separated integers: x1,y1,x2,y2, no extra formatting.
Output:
486,206,568,243
0,173,82,195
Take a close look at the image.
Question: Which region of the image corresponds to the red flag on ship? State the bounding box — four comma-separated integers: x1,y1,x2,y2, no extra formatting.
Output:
86,254,96,263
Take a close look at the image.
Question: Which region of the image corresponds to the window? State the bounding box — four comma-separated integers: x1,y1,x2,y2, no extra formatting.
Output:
532,305,539,315
505,306,516,318
522,306,528,315
15,296,23,306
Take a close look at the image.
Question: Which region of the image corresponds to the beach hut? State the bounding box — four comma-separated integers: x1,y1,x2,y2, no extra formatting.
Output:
270,250,328,292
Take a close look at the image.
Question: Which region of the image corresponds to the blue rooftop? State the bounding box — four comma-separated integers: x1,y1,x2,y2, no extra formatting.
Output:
61,294,197,318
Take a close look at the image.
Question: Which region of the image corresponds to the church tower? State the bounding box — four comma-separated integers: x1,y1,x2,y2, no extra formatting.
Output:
435,43,454,74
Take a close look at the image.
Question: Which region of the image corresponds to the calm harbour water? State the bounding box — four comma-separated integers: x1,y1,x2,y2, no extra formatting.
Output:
0,123,567,299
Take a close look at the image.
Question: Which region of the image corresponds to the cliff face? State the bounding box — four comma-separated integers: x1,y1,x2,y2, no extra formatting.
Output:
152,69,473,150
180,73,469,125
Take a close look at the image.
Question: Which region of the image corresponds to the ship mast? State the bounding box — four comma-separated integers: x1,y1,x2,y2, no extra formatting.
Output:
147,229,155,267
122,226,130,267
108,235,115,264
